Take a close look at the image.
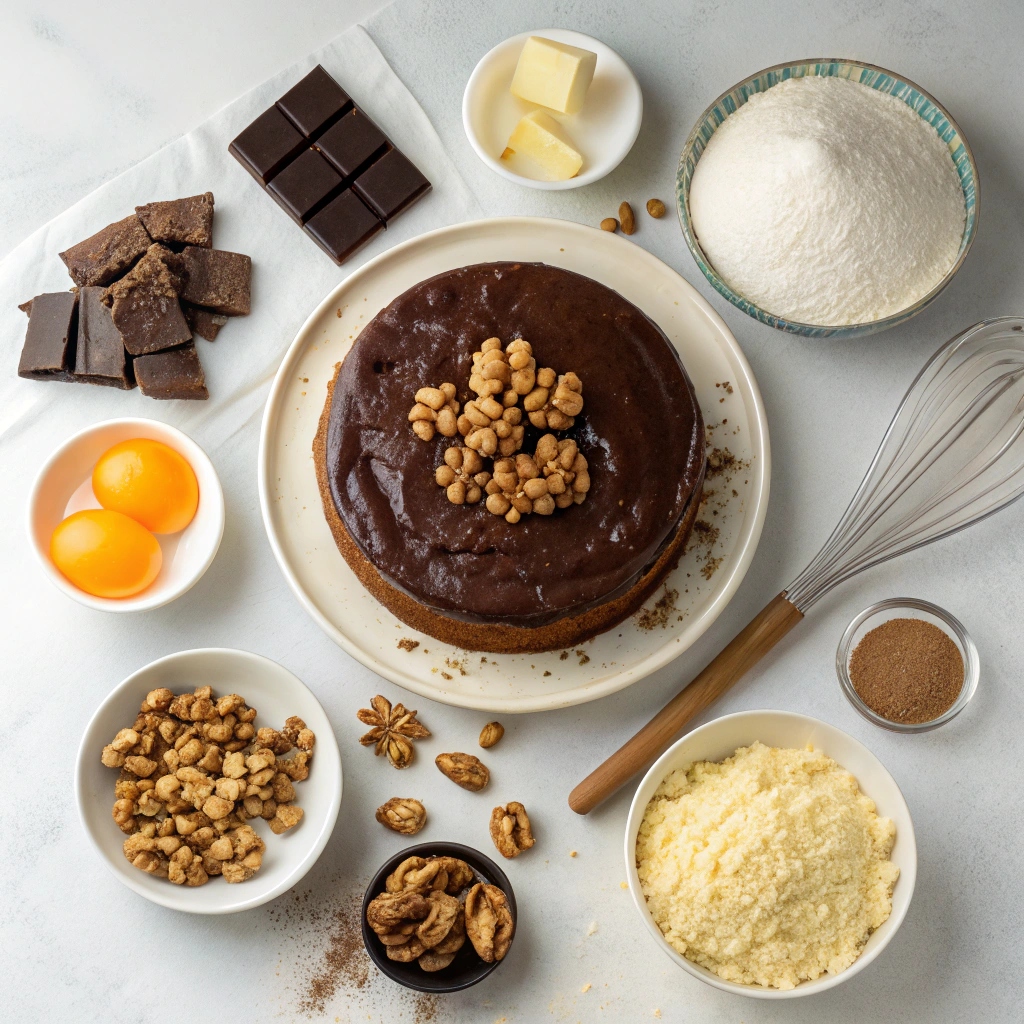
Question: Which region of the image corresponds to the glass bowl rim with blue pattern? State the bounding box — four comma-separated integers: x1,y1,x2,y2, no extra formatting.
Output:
676,58,979,339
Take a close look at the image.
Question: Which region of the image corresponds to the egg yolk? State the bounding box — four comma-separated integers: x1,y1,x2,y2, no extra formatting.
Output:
92,438,199,534
50,509,162,599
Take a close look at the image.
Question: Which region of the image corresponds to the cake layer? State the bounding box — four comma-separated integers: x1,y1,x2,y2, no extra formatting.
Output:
323,262,705,628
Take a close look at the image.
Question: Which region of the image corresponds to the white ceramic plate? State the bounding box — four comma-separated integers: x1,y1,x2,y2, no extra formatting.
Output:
462,29,643,189
28,418,225,612
76,648,342,914
259,217,769,712
625,710,917,999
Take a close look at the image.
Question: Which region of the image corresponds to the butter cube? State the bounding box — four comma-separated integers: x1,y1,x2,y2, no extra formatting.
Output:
510,36,597,115
505,110,583,181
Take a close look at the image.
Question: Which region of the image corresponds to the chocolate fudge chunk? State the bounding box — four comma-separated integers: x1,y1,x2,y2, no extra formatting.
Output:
136,193,215,248
316,109,389,180
18,291,79,381
74,286,133,389
229,107,306,186
183,302,229,341
267,148,343,224
352,148,431,224
304,190,382,265
59,214,152,287
179,247,252,316
134,343,208,400
276,65,352,138
105,244,191,356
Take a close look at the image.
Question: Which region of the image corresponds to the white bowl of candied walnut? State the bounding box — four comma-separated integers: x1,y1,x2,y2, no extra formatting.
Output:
75,648,342,914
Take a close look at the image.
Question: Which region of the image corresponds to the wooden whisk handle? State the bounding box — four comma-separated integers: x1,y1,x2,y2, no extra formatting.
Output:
568,591,804,815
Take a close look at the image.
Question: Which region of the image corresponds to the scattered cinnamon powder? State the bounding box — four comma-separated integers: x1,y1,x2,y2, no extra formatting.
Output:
294,889,369,1015
849,617,964,724
637,587,679,630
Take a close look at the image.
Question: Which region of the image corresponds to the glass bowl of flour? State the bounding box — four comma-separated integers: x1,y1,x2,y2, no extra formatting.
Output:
677,60,978,338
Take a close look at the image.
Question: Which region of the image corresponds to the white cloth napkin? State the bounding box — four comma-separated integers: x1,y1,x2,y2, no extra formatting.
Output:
0,25,482,457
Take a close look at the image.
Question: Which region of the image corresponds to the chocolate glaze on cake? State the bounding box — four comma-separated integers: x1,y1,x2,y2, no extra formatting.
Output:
317,262,705,650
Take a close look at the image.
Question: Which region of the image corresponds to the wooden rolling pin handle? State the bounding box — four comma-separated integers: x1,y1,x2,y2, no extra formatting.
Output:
568,591,804,815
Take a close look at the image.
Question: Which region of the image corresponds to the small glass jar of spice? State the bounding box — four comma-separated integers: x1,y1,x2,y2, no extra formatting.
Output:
836,598,979,733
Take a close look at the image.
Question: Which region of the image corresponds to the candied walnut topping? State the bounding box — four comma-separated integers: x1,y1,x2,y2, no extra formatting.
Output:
376,797,427,835
465,882,515,963
367,855,512,973
408,336,589,522
100,686,314,886
357,694,431,769
489,801,535,859
478,722,504,748
435,752,490,792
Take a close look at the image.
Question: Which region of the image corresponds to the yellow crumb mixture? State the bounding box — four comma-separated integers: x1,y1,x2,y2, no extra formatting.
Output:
636,742,898,990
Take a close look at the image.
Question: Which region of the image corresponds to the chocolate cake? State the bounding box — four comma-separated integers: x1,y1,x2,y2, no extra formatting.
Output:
314,262,705,653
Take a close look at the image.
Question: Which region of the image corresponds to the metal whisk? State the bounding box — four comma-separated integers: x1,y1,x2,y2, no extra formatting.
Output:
571,317,1024,814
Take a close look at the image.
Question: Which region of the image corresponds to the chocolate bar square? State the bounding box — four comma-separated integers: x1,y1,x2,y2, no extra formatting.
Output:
267,148,343,224
229,107,306,186
136,193,215,248
18,291,78,381
277,65,352,138
59,214,152,287
179,247,252,316
134,343,208,400
304,190,382,265
106,244,192,356
74,286,134,389
316,109,389,180
183,303,229,341
352,148,431,224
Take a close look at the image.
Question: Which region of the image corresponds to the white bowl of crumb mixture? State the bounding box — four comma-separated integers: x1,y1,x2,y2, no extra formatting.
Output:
624,710,916,998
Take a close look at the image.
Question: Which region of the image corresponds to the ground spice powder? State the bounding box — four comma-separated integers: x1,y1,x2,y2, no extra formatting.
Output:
848,617,964,724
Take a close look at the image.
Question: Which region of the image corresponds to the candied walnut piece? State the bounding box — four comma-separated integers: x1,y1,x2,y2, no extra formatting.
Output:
386,856,448,894
434,445,491,505
376,797,427,835
418,950,456,972
479,722,504,748
435,752,490,792
408,381,460,442
465,883,514,963
269,803,304,835
431,856,475,895
366,891,431,934
386,937,426,962
358,694,430,769
417,890,461,949
124,755,158,778
490,801,535,858
432,904,467,953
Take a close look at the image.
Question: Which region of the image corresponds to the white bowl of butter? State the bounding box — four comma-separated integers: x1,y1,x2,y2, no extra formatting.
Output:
462,29,643,189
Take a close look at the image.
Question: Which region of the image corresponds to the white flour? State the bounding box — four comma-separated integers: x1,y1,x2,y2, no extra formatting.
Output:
689,75,965,326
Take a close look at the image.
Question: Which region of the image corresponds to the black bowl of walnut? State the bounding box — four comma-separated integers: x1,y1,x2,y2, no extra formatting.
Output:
361,841,517,992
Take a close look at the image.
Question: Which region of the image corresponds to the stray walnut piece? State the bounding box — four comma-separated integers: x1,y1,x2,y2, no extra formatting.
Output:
376,797,427,835
367,854,514,972
489,802,535,859
435,752,490,792
358,694,431,769
478,721,504,748
101,686,314,886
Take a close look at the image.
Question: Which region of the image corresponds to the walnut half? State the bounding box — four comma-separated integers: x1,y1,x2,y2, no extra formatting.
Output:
435,752,490,792
489,802,535,859
376,797,427,835
465,882,515,963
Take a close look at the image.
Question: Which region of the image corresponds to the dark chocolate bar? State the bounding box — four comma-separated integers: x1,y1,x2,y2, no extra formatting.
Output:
229,65,430,265
74,286,134,389
316,108,388,180
18,291,79,381
352,148,431,224
229,107,307,186
267,148,343,224
277,65,352,137
105,244,191,356
136,193,214,247
179,247,252,316
134,343,208,400
183,303,229,341
305,190,383,264
59,214,152,287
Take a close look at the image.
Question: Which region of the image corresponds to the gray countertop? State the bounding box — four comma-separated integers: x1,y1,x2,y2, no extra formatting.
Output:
2,1,1022,1021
